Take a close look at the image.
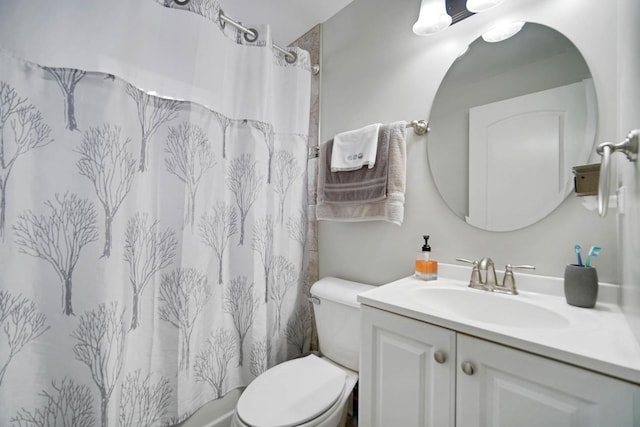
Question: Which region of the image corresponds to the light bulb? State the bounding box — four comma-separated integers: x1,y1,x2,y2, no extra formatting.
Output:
482,21,525,43
413,0,452,35
457,45,470,58
466,0,505,13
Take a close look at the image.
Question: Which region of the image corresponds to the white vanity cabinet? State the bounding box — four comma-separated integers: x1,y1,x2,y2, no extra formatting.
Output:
359,305,456,426
359,305,640,427
456,334,639,427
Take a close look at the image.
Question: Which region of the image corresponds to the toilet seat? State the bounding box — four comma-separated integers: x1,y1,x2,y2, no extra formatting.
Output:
237,355,347,427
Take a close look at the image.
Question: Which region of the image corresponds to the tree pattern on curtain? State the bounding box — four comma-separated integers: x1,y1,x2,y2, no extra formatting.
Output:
124,212,177,331
0,44,311,427
76,124,137,258
0,83,53,241
71,302,127,427
13,193,99,316
126,84,181,173
0,290,50,387
12,377,96,426
164,122,216,229
159,267,212,371
43,67,86,132
199,202,238,285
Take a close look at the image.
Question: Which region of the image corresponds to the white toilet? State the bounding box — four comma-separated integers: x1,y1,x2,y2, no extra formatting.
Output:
231,277,374,427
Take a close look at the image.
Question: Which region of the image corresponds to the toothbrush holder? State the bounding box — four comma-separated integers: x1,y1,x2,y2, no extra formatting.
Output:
563,264,598,308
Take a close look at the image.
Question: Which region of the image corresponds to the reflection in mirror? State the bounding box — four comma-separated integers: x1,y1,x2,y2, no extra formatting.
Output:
428,23,597,232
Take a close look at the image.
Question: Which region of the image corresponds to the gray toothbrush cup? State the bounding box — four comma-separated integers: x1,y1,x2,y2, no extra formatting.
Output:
564,264,598,308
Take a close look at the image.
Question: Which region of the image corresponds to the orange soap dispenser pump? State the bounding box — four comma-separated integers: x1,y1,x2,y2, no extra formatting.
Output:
415,235,438,281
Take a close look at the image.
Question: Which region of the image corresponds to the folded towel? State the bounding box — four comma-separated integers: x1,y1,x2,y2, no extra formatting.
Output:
330,123,382,172
316,121,407,226
320,124,391,204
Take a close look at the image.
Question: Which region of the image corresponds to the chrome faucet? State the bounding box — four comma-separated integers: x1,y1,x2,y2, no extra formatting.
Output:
456,258,535,295
478,257,498,288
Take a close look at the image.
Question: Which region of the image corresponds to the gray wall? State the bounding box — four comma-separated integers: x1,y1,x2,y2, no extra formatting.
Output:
319,0,620,285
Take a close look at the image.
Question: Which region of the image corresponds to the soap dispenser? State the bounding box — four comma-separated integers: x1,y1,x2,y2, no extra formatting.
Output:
415,235,438,281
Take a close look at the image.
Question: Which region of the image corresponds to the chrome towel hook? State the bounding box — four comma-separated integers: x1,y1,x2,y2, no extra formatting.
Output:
596,129,639,217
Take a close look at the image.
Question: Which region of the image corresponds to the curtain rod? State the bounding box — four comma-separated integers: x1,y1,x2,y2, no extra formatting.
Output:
172,0,298,64
218,12,298,64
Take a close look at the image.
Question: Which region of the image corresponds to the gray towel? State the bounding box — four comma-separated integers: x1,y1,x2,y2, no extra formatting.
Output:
321,124,391,204
316,121,408,225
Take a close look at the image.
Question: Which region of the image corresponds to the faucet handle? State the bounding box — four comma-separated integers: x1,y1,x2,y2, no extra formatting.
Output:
500,264,536,294
509,264,536,270
456,258,484,290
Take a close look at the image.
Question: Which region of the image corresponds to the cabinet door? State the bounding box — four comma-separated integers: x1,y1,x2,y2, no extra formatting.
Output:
359,306,456,427
457,334,640,427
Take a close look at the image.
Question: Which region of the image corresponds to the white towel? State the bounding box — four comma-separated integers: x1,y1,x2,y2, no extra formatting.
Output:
330,123,382,172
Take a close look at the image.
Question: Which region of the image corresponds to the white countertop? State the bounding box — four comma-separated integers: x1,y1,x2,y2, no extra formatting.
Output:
357,264,640,384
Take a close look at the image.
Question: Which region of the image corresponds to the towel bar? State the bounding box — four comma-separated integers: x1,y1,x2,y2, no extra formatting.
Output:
308,119,429,158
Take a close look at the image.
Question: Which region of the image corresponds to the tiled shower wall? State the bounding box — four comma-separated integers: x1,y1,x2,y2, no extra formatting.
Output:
290,25,321,349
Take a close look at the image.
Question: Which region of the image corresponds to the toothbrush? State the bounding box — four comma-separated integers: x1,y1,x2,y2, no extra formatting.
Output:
575,244,583,267
585,245,601,268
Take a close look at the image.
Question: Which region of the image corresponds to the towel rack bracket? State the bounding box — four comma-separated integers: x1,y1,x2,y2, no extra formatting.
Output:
595,129,639,217
596,129,639,162
410,119,430,136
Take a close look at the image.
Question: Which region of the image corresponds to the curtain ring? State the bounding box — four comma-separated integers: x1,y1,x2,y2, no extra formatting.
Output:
217,9,226,29
285,51,298,64
244,28,259,43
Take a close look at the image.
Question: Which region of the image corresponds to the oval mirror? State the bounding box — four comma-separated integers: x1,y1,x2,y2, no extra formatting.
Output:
428,23,597,232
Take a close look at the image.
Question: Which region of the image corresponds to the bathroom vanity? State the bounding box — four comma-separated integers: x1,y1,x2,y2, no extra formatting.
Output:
357,265,640,427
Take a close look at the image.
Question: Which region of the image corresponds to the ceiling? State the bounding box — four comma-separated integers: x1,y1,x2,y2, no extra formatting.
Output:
220,0,355,46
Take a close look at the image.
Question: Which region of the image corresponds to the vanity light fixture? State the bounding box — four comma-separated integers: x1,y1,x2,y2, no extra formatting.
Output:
481,21,525,42
465,0,504,13
457,45,470,58
413,0,452,35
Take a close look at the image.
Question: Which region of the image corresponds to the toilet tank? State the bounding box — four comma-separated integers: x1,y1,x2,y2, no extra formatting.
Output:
310,277,374,371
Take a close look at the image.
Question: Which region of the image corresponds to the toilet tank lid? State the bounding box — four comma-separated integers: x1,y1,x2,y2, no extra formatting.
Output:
310,277,374,308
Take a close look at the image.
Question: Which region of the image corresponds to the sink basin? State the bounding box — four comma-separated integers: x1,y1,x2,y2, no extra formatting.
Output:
409,287,571,329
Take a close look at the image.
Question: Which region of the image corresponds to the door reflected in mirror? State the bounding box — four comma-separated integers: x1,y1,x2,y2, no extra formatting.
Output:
427,23,597,232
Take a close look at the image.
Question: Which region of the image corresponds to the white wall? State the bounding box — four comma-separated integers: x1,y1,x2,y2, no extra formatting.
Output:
617,0,640,341
319,0,621,285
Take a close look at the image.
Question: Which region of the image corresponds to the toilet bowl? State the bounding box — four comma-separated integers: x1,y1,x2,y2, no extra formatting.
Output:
231,277,373,427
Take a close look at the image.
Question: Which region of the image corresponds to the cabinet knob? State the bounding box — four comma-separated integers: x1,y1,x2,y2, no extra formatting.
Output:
461,361,475,375
434,350,447,364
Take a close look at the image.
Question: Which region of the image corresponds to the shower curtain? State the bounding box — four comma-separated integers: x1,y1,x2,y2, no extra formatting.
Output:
0,1,312,425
